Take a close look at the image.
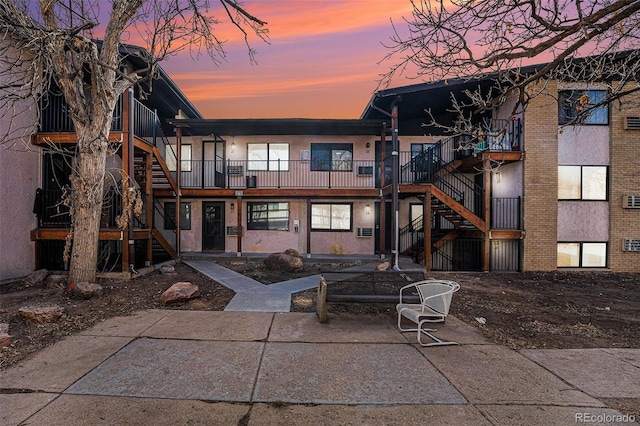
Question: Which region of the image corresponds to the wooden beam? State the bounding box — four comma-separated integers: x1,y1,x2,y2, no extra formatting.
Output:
490,230,525,239
145,152,154,265
151,229,177,258
155,187,379,198
31,229,125,241
430,185,487,231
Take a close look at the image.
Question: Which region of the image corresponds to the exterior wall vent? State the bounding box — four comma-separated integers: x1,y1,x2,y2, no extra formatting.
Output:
622,239,640,252
623,116,640,130
226,226,238,236
623,195,640,209
356,227,373,238
228,166,243,175
357,166,374,176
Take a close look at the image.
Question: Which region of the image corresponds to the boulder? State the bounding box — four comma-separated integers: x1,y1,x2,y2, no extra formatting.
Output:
18,305,64,323
160,282,200,304
22,269,49,286
70,282,103,299
0,323,12,348
160,264,176,275
375,262,391,271
264,250,304,272
44,274,68,289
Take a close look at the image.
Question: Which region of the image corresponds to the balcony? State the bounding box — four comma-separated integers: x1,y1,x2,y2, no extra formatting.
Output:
178,159,379,189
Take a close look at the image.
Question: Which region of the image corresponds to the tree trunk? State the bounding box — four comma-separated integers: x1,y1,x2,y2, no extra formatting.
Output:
68,133,109,284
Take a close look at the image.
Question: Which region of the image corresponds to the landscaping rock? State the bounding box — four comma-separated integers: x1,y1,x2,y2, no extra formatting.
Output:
70,282,104,299
160,264,176,275
18,305,64,323
375,262,391,271
159,282,200,304
0,323,12,348
264,249,303,272
22,269,49,286
44,274,67,289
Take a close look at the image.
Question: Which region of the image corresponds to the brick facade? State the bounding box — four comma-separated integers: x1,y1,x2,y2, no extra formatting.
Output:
522,81,559,271
608,88,640,272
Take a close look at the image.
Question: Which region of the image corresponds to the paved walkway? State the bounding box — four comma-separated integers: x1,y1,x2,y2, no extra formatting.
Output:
183,258,398,312
2,310,638,425
2,260,639,424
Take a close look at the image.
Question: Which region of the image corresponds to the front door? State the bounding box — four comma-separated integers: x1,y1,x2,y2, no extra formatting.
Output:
202,202,225,250
374,201,392,255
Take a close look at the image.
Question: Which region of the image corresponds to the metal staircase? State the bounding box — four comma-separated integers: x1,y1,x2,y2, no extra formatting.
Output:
399,135,487,269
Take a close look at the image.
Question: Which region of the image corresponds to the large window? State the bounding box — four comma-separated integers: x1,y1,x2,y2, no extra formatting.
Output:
558,166,607,200
166,144,192,172
558,90,609,125
164,202,191,230
558,242,607,267
311,203,352,231
247,202,290,230
247,143,289,171
311,143,353,171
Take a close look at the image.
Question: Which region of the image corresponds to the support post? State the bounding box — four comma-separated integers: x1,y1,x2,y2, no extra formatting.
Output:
236,195,242,255
391,103,400,270
424,187,432,271
483,158,491,271
175,126,182,256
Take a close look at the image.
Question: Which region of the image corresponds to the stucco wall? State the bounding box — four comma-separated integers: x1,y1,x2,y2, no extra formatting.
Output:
557,202,609,241
0,147,39,280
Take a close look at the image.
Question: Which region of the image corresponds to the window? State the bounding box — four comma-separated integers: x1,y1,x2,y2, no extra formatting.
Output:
558,90,609,125
311,203,352,231
164,202,191,230
166,144,192,172
558,242,607,267
247,202,289,230
311,143,353,171
558,166,607,200
247,143,289,171
411,143,431,157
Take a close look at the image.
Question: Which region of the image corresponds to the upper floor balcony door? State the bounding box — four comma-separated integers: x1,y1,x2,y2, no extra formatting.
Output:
204,140,225,188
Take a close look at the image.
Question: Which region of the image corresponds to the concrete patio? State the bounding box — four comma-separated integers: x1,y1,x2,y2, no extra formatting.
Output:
2,310,638,425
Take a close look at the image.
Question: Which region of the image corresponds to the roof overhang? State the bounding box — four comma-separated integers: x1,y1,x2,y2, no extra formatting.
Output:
170,118,386,137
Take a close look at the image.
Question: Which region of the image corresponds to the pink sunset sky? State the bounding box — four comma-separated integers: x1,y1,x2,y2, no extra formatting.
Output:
155,0,417,119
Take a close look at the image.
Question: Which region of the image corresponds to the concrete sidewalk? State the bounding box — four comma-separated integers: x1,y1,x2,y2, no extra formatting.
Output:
2,310,638,425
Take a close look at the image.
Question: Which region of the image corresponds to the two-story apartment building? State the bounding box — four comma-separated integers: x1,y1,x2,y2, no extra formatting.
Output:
167,57,639,273
4,44,202,280
4,48,639,279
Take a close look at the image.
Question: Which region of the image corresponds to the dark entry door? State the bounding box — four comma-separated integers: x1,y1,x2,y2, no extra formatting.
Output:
203,141,225,188
375,140,393,188
374,201,392,254
202,202,225,250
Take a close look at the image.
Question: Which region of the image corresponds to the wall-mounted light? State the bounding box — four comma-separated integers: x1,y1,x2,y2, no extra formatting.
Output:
365,142,371,153
230,142,236,153
365,204,371,215
495,172,501,183
230,202,235,211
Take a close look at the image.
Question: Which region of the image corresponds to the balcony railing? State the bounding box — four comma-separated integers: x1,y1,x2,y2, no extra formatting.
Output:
179,159,378,189
491,197,521,229
39,93,123,132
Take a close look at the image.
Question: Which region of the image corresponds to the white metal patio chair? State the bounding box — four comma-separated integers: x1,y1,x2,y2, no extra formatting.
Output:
396,280,460,347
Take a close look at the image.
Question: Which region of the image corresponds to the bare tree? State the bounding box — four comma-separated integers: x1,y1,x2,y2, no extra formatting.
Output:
381,0,640,135
0,0,267,283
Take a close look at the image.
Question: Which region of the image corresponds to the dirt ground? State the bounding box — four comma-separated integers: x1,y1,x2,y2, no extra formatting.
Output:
1,258,638,415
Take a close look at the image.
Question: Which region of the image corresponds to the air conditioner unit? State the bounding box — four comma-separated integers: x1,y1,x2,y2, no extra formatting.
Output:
623,195,640,209
623,116,640,130
356,227,373,238
357,166,374,176
622,239,640,252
